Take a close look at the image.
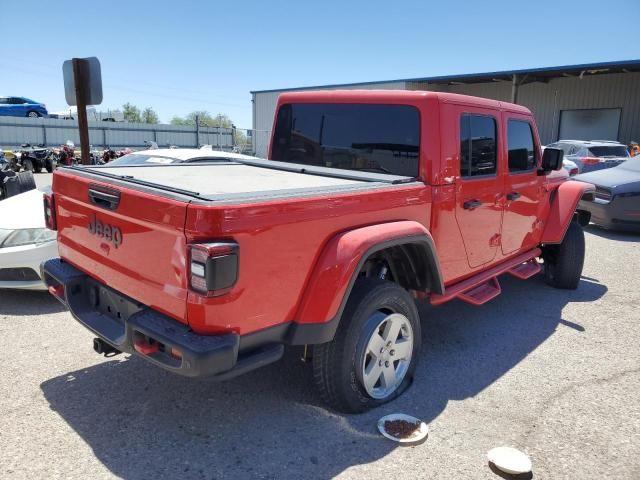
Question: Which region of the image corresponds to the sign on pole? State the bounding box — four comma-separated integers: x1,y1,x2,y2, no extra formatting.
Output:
62,57,102,165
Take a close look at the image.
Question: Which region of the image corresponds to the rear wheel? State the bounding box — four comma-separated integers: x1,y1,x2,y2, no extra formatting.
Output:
313,278,421,413
543,220,585,289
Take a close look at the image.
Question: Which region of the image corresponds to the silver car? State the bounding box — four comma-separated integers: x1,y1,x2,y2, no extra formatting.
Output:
547,140,630,174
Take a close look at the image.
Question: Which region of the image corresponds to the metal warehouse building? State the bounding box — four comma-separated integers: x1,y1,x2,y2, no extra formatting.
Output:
251,59,640,158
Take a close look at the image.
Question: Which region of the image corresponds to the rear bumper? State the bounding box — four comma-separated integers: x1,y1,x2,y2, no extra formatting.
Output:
42,258,284,378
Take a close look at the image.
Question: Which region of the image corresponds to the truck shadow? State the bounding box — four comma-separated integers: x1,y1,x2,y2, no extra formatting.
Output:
0,289,66,315
40,274,607,480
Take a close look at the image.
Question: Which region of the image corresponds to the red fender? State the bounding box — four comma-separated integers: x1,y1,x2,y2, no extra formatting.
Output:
294,221,442,326
541,180,595,244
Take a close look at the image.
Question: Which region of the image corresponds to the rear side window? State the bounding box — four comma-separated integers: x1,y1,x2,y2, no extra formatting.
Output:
586,146,629,158
507,120,537,172
271,103,420,177
460,114,497,177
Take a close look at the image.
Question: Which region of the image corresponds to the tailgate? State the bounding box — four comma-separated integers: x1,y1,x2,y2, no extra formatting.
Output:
53,169,190,323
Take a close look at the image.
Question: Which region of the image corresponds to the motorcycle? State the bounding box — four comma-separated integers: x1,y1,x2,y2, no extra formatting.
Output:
101,147,132,163
54,141,77,168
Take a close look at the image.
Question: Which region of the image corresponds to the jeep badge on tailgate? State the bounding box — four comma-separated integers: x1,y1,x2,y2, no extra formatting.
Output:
88,214,122,249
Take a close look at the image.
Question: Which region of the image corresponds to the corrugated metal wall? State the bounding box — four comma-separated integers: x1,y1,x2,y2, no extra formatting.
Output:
0,117,234,150
407,72,640,144
252,72,640,153
252,81,406,157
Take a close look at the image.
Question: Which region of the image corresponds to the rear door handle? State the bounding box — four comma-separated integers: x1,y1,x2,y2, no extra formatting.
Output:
506,191,521,201
463,199,482,210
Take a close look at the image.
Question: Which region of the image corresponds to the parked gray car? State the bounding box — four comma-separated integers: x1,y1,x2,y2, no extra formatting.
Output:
547,140,630,173
573,156,640,232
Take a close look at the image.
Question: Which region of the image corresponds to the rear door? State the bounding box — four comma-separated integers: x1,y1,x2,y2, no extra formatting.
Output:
500,115,545,255
53,171,190,323
8,97,26,117
454,109,504,268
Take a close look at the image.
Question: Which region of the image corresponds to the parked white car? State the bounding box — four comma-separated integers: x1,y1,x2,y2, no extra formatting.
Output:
0,189,57,290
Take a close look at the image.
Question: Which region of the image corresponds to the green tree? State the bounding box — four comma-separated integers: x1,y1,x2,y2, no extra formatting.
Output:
122,102,142,123
234,129,250,153
170,116,189,126
142,107,159,124
169,111,234,128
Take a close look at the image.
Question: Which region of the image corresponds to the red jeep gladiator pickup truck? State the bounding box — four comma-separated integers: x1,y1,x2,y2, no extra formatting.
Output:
42,90,594,413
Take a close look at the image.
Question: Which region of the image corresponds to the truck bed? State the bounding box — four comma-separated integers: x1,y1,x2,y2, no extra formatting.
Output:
70,158,416,204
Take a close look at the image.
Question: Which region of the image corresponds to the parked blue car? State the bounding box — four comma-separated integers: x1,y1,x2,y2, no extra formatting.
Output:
0,96,48,118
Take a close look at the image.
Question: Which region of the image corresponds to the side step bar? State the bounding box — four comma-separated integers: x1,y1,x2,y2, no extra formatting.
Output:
430,248,542,306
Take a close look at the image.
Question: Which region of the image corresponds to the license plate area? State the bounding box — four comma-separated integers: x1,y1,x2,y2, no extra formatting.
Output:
86,278,142,325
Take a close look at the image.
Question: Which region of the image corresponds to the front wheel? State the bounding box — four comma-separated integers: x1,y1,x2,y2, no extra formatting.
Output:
313,278,421,413
543,220,585,289
26,111,40,118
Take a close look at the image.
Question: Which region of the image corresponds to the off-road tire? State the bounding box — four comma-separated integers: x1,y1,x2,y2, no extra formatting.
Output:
22,158,34,172
33,164,42,174
312,278,421,413
16,171,36,193
543,220,585,289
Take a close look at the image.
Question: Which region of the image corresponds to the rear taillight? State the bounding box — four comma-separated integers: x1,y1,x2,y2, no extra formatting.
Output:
569,168,579,176
578,156,601,165
188,242,239,297
43,193,57,230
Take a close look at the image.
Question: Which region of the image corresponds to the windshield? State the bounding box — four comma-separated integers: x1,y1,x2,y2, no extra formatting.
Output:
271,103,420,177
108,154,178,166
586,146,629,158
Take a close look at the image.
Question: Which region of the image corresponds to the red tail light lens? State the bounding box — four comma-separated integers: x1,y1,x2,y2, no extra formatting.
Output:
188,242,239,297
578,156,600,165
43,193,57,231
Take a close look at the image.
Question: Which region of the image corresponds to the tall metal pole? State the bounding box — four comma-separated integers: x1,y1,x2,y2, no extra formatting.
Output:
511,74,519,104
195,115,200,147
72,58,91,164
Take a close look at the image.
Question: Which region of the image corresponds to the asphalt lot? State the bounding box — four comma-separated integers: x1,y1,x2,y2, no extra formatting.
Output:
1,173,639,479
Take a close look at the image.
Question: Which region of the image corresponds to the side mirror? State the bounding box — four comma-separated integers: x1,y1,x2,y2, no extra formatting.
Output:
539,147,563,174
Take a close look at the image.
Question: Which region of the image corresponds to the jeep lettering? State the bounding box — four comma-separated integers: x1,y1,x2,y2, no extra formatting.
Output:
88,214,122,249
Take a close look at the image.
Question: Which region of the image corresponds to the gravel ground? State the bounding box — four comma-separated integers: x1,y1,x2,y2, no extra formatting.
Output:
0,220,639,479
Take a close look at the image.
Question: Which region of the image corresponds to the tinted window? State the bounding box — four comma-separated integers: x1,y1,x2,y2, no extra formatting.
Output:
508,120,536,172
587,146,629,158
460,114,497,177
0,98,9,104
271,103,420,177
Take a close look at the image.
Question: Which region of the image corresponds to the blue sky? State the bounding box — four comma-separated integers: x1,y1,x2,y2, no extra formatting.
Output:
4,0,639,127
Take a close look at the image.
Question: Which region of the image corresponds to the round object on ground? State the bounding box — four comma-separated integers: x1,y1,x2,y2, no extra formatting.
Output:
487,446,532,475
377,413,428,446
